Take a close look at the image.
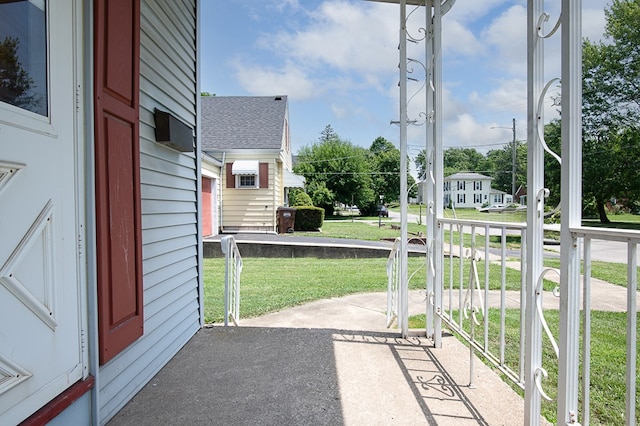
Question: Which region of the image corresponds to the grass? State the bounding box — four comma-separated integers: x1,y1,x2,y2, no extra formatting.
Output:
409,309,640,425
203,256,427,323
441,256,555,292
544,258,640,290
292,219,525,250
291,220,425,241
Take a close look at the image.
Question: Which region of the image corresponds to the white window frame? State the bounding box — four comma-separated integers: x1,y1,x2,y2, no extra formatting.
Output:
236,174,258,189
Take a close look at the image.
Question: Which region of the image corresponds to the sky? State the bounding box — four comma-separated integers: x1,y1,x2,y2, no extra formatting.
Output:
200,0,608,161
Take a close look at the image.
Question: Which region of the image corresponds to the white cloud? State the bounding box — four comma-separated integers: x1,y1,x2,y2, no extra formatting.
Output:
444,114,517,150
444,0,513,24
480,5,527,76
260,1,398,74
443,20,485,56
233,61,319,100
583,6,607,42
224,0,606,151
232,0,405,102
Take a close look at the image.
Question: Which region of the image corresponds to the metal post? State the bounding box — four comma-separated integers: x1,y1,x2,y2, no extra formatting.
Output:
558,0,582,423
626,243,637,423
398,0,409,338
432,0,444,350
512,117,517,198
424,0,435,342
524,0,545,422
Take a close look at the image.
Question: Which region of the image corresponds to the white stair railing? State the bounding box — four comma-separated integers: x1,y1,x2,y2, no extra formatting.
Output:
220,235,242,326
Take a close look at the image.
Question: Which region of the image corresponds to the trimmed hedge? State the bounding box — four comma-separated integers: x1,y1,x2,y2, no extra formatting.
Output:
294,206,325,231
289,188,313,206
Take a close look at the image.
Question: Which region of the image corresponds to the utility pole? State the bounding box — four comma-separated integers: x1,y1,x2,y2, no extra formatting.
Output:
511,118,517,199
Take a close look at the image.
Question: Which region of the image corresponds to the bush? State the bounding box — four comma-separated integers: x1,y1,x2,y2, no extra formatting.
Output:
294,206,325,231
359,202,378,216
289,188,313,206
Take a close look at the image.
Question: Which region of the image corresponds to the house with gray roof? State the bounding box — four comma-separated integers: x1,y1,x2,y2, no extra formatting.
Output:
201,95,304,233
443,172,511,208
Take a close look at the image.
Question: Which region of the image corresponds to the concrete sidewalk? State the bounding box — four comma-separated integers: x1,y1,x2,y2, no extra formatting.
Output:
108,291,551,426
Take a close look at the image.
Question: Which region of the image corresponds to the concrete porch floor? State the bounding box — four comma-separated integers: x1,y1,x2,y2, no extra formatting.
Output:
108,292,550,425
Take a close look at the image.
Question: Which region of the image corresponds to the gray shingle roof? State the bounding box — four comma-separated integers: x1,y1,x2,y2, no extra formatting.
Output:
444,172,492,181
201,95,288,151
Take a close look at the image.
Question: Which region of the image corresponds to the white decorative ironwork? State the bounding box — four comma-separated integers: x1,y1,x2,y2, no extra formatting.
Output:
221,235,242,326
462,248,484,326
386,238,401,328
537,78,562,165
536,11,562,39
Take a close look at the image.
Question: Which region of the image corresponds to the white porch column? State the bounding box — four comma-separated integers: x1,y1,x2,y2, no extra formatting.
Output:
431,0,444,348
424,0,435,341
524,0,546,422
558,0,582,423
398,0,409,338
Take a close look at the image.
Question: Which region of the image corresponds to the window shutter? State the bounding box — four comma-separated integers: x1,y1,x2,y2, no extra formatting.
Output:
94,0,143,365
259,163,268,188
226,163,235,188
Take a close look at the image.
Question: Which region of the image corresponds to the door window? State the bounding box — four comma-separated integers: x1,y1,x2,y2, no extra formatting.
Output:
0,0,47,116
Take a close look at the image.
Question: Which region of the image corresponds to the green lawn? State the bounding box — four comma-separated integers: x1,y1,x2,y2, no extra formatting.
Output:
409,309,640,425
291,220,426,241
203,256,427,323
544,258,640,290
291,219,524,250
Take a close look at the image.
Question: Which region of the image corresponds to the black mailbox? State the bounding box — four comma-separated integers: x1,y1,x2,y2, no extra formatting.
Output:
154,108,194,152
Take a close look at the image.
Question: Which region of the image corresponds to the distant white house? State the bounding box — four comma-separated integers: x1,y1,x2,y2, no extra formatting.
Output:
418,172,513,208
489,189,514,205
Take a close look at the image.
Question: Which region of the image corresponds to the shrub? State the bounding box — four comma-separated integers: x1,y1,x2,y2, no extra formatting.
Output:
289,188,313,206
294,206,325,231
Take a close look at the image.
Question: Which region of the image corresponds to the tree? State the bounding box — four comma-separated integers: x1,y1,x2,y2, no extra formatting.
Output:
319,124,338,143
415,147,487,180
583,0,640,134
0,37,36,110
370,137,401,204
542,120,562,209
294,127,375,215
580,0,640,222
367,137,416,212
484,143,526,195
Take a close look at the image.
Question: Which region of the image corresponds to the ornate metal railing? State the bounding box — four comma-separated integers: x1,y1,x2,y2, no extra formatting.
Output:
428,218,640,425
434,218,528,388
571,227,640,425
386,238,401,328
220,235,242,326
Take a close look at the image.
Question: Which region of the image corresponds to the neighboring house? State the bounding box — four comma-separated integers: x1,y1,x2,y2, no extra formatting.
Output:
443,172,494,208
515,184,527,205
490,189,514,205
202,153,222,237
201,95,305,233
0,1,202,424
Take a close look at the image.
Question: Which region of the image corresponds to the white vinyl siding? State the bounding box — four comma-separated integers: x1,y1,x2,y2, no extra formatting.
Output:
98,1,200,423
